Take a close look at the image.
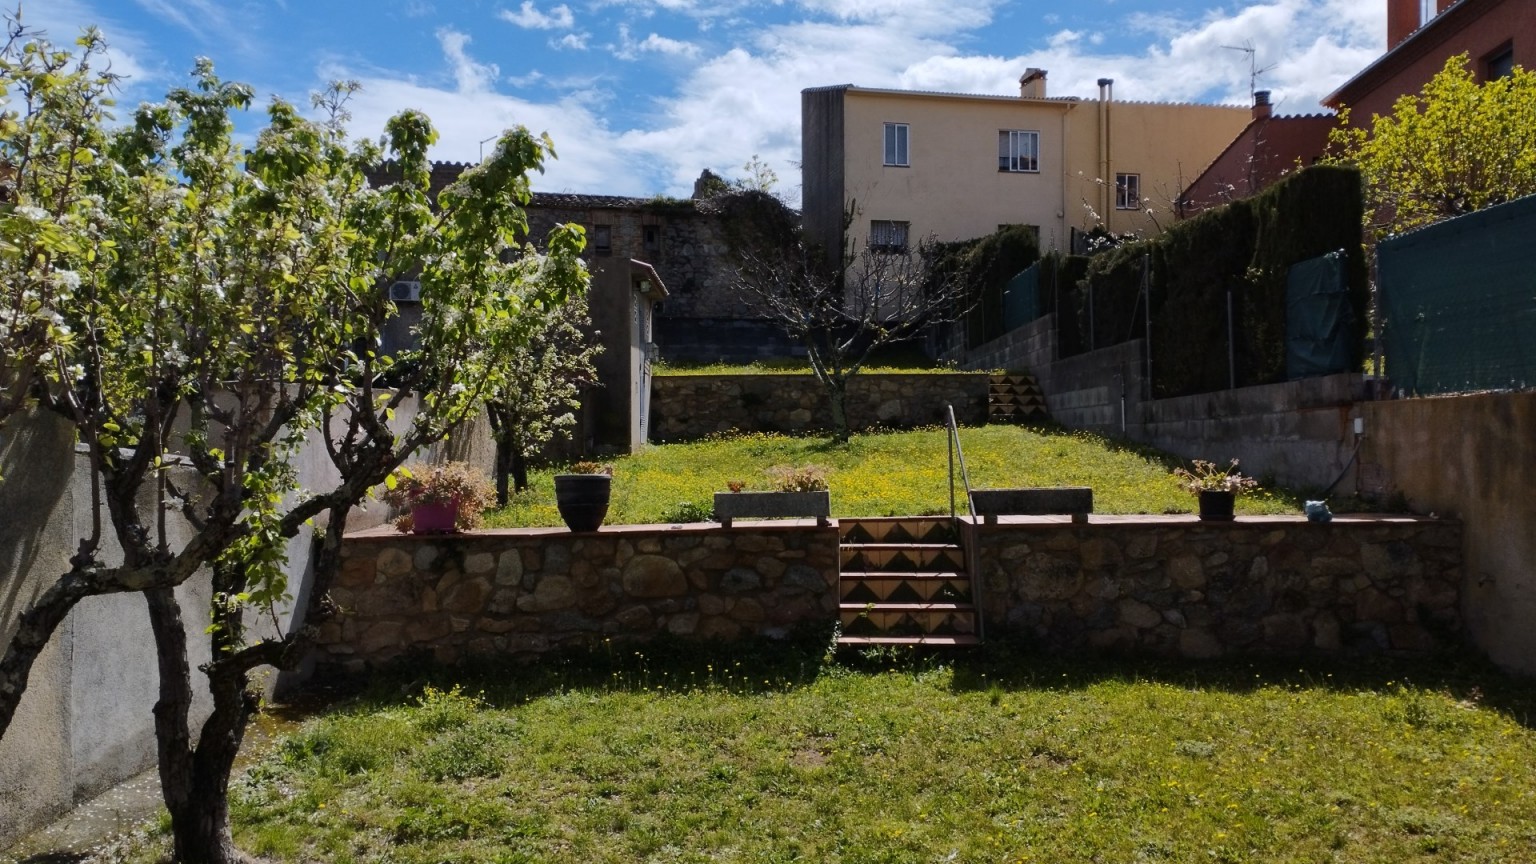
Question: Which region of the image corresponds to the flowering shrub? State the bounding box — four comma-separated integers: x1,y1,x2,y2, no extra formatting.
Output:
765,465,829,493
382,462,495,532
1172,459,1258,496
567,461,614,476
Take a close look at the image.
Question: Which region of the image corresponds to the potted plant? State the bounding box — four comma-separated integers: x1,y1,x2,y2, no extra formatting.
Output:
382,461,495,534
714,465,831,528
554,461,613,532
1173,459,1258,522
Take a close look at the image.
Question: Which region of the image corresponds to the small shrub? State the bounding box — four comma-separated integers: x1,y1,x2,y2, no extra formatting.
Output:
765,464,829,492
414,684,483,734
414,720,507,781
661,500,714,523
382,461,495,532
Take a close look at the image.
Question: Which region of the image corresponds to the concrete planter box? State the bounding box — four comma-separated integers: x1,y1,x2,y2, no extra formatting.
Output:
970,486,1093,524
714,490,830,528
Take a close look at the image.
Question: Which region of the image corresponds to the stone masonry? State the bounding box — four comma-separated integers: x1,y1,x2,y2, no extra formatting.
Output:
973,515,1462,658
317,523,840,672
650,373,991,441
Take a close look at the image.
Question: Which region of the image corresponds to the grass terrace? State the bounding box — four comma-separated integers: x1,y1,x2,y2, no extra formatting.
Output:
108,641,1536,863
485,426,1299,528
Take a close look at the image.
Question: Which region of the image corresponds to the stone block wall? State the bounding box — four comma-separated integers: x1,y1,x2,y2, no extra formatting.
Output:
960,313,1057,373
972,516,1462,658
317,524,840,671
649,373,990,441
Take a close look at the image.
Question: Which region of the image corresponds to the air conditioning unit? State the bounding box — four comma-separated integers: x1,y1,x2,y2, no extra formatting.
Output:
388,280,422,303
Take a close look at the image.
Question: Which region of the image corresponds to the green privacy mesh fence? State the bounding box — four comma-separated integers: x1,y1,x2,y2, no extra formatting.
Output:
1003,264,1040,332
1378,193,1536,395
1286,251,1355,379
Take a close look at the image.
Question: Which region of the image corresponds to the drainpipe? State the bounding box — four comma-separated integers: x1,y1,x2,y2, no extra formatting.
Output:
1097,78,1114,227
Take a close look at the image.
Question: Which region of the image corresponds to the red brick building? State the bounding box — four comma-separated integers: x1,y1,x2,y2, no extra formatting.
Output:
1326,0,1533,120
1178,92,1338,217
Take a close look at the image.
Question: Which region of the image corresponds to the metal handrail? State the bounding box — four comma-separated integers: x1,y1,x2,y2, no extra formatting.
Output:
945,403,976,521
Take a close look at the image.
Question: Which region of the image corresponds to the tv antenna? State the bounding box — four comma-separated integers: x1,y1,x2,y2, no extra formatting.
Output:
1221,41,1276,100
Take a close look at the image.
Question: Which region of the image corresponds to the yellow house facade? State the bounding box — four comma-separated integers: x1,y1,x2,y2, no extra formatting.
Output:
802,74,1251,258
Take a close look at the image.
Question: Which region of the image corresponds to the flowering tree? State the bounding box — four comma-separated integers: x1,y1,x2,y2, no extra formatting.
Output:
0,21,112,467
1328,54,1536,239
0,26,587,863
486,289,602,503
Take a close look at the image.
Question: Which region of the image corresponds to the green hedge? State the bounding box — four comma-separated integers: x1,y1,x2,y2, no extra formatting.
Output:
930,225,1041,348
1058,166,1365,398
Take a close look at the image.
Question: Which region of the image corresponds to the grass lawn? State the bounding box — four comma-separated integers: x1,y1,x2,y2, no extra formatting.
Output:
117,642,1536,863
485,426,1299,529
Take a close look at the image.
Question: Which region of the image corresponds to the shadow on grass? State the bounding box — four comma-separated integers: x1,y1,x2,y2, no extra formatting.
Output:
287,625,1536,733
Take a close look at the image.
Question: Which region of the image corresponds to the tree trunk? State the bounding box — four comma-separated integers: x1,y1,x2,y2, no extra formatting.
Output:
511,444,529,494
494,435,512,507
826,377,850,443
145,587,257,864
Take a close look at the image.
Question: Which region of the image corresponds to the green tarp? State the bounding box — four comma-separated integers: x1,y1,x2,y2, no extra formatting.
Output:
1378,193,1536,395
1002,263,1040,332
1285,251,1354,379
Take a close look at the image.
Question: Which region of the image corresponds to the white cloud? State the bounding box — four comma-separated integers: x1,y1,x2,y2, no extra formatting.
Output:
611,25,703,60
499,1,576,31
553,32,590,51
437,28,500,93
317,38,639,194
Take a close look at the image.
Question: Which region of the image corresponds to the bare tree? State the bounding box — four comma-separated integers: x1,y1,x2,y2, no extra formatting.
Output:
718,190,971,442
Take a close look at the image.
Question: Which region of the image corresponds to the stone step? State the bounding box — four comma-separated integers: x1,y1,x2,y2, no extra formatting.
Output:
839,606,977,637
840,544,966,574
838,517,958,545
839,573,972,604
837,634,981,647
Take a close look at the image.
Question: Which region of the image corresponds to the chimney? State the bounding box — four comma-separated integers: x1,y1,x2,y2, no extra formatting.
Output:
1252,90,1273,120
1386,0,1420,47
1019,68,1047,99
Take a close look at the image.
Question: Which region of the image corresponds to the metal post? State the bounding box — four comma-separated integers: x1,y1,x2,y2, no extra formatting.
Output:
947,413,956,520
1227,286,1236,390
1142,253,1152,401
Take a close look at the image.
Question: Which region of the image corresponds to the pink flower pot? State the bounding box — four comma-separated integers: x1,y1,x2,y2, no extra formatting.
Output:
410,499,460,534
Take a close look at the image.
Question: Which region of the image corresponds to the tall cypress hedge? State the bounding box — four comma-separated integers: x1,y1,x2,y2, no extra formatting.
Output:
930,224,1041,348
1060,165,1365,397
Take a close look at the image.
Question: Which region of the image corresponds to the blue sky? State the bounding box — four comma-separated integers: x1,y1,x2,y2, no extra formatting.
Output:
35,1,1386,199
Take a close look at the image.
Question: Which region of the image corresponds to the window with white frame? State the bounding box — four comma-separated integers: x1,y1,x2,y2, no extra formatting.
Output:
883,123,909,167
1115,173,1141,210
998,130,1040,172
869,220,909,253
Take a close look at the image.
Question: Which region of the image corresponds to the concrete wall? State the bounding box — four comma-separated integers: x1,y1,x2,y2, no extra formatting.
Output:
973,515,1462,658
1036,339,1148,434
0,411,213,848
0,394,486,847
649,373,990,441
1140,373,1368,491
315,523,841,671
961,313,1057,373
1359,392,1536,676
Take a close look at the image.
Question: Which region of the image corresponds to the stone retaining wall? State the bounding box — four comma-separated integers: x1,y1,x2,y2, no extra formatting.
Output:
316,523,840,671
972,515,1461,658
649,373,989,441
324,515,1462,670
